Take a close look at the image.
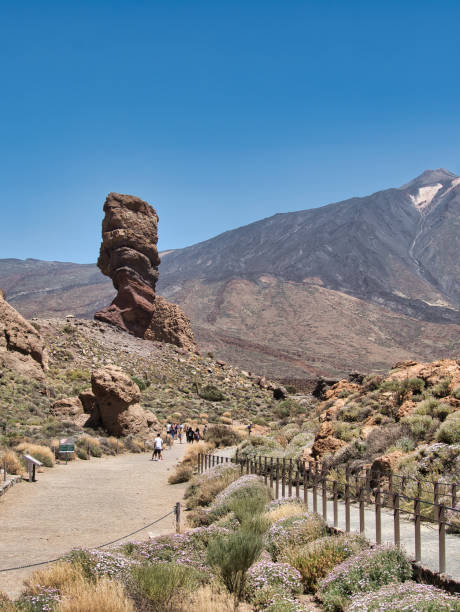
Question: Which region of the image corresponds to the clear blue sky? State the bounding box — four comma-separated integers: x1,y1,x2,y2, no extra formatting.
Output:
1,0,459,263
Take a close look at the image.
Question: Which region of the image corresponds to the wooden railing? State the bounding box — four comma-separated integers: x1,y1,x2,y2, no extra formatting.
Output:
197,452,459,577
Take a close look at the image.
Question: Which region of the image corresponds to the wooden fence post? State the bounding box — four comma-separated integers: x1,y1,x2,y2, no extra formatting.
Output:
333,480,338,528
246,458,250,474
322,475,327,521
359,484,365,534
295,468,300,499
345,467,350,533
270,458,274,491
414,496,421,563
451,483,457,509
3,460,6,482
375,485,382,544
439,504,446,574
389,472,393,508
313,466,318,514
434,482,439,522
303,462,308,508
175,502,181,533
282,461,286,498
235,449,239,465
394,492,400,548
264,457,268,485
288,459,293,497
275,460,280,499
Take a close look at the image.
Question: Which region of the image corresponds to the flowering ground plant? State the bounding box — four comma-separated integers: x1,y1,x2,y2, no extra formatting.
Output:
266,512,326,560
16,587,61,611
122,525,229,572
348,581,460,611
245,560,303,601
65,548,136,581
318,544,412,611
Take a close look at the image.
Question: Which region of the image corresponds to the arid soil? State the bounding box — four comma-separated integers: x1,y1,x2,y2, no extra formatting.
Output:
0,442,187,598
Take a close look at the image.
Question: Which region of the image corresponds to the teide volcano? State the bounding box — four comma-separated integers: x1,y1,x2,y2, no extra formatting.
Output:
2,169,460,378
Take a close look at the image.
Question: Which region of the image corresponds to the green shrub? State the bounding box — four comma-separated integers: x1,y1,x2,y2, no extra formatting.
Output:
199,384,226,401
436,412,460,444
318,545,412,611
333,421,356,442
131,376,149,391
408,377,425,394
184,464,240,510
415,398,451,421
283,534,368,592
207,531,263,603
391,437,415,452
432,378,451,398
77,435,102,457
130,562,204,610
274,399,302,418
339,403,371,422
285,385,297,394
266,513,326,561
453,387,460,400
205,424,240,447
401,414,439,441
76,447,88,460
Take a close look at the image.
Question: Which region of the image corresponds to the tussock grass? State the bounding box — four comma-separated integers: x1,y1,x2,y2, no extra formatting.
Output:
188,582,235,611
14,443,55,467
78,435,102,457
181,441,214,467
60,577,134,612
0,449,23,475
23,561,85,595
264,500,305,524
168,463,194,484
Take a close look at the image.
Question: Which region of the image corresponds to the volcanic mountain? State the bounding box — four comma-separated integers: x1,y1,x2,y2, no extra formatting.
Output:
2,169,459,378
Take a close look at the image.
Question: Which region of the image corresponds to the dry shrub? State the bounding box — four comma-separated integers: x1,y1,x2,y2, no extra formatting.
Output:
60,577,134,612
0,590,13,610
187,582,235,611
23,561,84,595
181,441,214,467
199,413,208,420
15,443,55,467
169,464,194,484
107,437,126,453
0,450,23,475
79,435,102,457
222,411,232,418
264,501,306,524
275,434,288,448
220,417,232,425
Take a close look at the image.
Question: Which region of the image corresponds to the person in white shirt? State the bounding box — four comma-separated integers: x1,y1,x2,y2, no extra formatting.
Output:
152,433,163,461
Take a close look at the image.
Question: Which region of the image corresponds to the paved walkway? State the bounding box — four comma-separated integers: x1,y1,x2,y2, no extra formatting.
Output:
0,442,188,598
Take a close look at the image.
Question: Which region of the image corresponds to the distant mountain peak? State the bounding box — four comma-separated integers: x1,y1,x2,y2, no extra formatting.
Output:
401,168,458,190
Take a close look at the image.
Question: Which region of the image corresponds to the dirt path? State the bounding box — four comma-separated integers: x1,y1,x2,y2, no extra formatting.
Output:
0,441,188,598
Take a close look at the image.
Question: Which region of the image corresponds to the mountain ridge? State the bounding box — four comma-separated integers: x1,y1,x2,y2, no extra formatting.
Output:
1,169,459,378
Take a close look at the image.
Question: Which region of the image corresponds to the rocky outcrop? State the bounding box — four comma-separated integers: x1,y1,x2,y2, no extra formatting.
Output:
0,290,48,375
94,192,196,351
51,397,89,427
86,365,157,436
311,421,347,459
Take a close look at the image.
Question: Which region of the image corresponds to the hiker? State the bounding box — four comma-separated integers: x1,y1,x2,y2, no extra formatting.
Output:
247,423,252,436
170,425,175,441
152,432,163,461
203,424,208,439
187,427,194,443
194,427,201,442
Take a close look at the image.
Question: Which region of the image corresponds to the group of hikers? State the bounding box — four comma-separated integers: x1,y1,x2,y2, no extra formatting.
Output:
151,422,208,461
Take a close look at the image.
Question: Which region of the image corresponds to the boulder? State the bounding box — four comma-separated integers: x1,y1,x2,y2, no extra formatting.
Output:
311,421,347,459
89,365,157,436
371,450,404,477
51,397,84,418
0,291,48,376
94,192,196,352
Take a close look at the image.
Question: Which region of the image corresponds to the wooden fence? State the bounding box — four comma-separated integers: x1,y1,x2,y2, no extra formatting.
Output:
197,452,459,576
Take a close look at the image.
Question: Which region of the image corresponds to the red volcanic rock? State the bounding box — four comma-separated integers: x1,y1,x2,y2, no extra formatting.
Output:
0,290,48,375
95,193,196,351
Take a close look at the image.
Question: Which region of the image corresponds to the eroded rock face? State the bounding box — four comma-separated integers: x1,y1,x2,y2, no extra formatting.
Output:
0,290,48,375
94,193,196,351
88,365,157,436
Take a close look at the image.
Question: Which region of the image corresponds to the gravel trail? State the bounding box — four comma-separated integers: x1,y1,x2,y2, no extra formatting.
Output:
0,441,187,598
